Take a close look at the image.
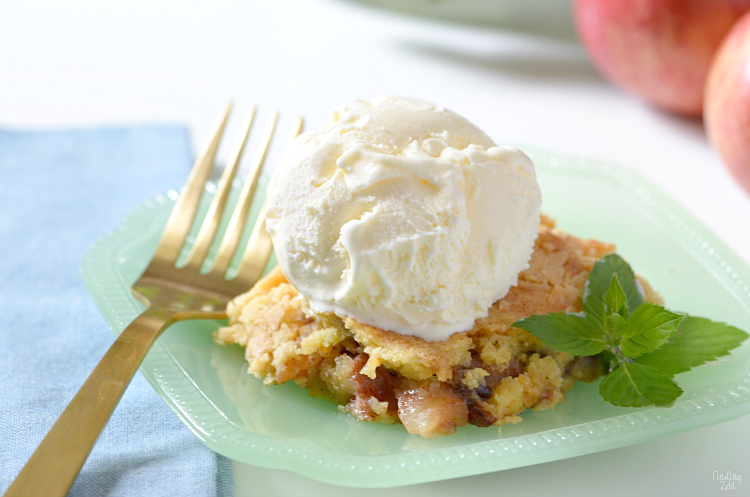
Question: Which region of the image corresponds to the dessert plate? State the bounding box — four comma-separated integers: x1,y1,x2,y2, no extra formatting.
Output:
81,149,750,488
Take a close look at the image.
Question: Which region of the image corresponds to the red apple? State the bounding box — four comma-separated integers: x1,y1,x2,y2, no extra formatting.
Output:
705,11,750,195
574,0,750,117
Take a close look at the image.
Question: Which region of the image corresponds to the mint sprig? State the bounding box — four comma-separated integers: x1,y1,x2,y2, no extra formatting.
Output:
512,253,748,408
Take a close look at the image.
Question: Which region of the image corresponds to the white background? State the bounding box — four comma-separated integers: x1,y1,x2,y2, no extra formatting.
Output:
2,0,749,495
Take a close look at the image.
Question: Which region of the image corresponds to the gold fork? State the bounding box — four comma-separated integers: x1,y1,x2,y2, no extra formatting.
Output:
4,105,302,497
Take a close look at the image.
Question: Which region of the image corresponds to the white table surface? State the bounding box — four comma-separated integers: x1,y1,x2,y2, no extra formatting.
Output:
3,1,749,495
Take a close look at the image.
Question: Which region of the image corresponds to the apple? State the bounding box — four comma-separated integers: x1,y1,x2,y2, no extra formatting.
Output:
574,0,750,117
705,11,750,195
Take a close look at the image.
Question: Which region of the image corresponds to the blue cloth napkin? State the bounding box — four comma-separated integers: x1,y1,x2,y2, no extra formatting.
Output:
0,127,234,496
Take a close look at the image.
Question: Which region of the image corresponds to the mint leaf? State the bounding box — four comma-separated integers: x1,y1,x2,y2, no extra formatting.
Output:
599,362,683,407
604,275,628,317
635,316,749,375
512,312,606,356
602,277,629,341
604,310,628,342
583,254,644,323
620,303,684,358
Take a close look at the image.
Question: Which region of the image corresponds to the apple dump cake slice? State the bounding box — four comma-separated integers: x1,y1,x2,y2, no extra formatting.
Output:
215,217,661,438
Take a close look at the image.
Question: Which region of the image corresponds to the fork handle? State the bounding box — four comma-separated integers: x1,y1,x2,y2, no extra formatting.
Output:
4,307,176,497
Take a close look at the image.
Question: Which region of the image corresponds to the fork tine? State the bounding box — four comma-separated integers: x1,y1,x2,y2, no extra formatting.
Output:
233,205,273,286
232,116,305,286
209,111,281,277
183,107,257,271
153,103,231,264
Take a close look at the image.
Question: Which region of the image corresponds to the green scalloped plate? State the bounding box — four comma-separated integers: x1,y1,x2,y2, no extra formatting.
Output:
81,149,750,488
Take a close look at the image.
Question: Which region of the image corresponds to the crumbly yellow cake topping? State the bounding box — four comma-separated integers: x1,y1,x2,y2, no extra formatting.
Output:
215,217,661,438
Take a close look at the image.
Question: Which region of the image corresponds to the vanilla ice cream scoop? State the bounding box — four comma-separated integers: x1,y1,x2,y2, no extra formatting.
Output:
265,96,541,341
